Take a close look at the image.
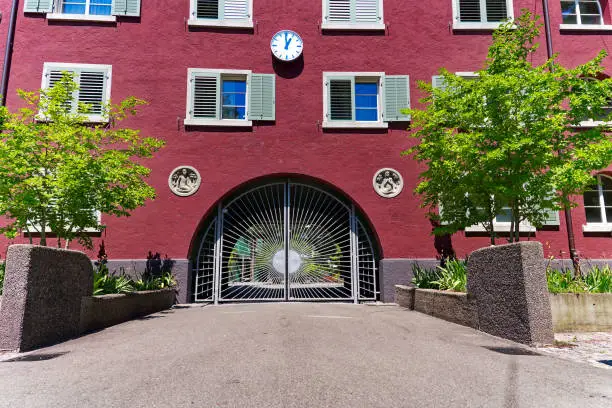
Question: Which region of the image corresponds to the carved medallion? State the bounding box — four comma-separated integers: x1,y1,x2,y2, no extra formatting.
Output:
373,168,403,198
169,166,201,197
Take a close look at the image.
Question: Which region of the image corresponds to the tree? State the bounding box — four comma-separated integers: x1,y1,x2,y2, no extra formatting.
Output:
404,11,612,251
0,73,165,248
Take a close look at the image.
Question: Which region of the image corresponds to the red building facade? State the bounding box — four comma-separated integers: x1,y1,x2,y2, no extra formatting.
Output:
0,0,611,302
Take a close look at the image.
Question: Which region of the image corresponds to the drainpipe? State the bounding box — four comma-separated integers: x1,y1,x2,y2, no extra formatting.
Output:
0,0,19,106
542,0,581,275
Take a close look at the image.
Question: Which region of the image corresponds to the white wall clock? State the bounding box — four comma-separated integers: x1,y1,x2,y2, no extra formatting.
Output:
270,30,303,62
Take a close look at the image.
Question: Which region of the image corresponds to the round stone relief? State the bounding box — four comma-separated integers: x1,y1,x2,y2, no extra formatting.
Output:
373,168,404,198
169,166,201,197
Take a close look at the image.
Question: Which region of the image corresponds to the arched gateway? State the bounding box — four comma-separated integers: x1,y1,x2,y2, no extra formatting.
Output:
192,179,379,303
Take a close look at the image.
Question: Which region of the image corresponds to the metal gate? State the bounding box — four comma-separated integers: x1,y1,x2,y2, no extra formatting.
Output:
193,181,378,303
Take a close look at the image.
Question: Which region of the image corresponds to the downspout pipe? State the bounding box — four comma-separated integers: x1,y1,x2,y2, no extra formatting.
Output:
1,0,19,106
542,0,581,275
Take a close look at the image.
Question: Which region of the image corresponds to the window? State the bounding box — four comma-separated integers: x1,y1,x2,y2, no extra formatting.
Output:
42,63,112,123
23,0,141,21
185,69,276,126
561,0,603,25
322,0,385,31
452,0,514,30
577,77,612,127
188,0,253,28
323,72,410,129
583,174,612,231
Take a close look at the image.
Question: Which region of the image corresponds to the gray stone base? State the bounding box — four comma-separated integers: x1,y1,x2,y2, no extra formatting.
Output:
379,258,439,303
104,259,190,304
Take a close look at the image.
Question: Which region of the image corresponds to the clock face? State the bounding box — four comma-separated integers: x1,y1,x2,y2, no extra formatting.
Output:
270,30,303,62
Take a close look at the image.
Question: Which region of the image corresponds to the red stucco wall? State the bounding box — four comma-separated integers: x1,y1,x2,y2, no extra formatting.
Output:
0,0,611,262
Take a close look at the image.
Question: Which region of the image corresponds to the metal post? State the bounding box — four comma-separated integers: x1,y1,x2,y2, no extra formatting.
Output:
0,0,19,106
350,205,359,304
284,181,290,301
213,203,223,304
542,0,581,275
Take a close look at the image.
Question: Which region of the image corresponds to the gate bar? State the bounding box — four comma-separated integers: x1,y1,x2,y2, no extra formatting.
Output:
284,181,290,301
350,204,358,304
213,203,223,304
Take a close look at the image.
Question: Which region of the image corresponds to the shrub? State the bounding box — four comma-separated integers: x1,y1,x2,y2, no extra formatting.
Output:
411,264,441,289
546,265,612,293
583,265,612,293
433,260,467,292
0,262,4,296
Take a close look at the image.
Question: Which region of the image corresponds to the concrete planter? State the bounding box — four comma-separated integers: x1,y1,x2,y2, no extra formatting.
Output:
80,288,176,333
550,293,612,332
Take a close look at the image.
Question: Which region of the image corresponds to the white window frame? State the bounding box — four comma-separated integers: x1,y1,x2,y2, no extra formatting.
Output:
559,0,612,31
583,174,612,232
184,68,253,127
26,211,102,233
322,72,388,129
188,0,254,28
452,0,514,30
47,0,117,22
41,62,112,124
464,208,536,233
320,0,386,31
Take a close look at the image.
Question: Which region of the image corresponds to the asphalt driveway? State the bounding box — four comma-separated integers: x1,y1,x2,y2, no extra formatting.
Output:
0,303,610,408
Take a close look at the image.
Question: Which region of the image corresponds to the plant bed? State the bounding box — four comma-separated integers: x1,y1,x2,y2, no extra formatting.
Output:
549,292,612,332
80,288,175,333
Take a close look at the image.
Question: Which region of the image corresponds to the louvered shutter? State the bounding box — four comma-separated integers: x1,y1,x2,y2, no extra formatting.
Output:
195,0,220,19
354,0,380,23
383,75,410,122
485,0,508,22
327,77,354,121
248,74,275,121
191,72,220,120
112,0,141,17
24,0,53,13
77,70,107,115
542,209,560,226
458,0,482,22
47,69,77,112
326,0,351,23
432,75,447,90
221,0,250,21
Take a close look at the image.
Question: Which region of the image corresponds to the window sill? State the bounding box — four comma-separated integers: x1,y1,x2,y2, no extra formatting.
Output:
322,121,388,129
582,224,612,233
46,13,117,23
187,19,254,29
36,114,109,124
560,24,612,32
465,224,536,233
321,22,386,31
574,120,612,128
184,118,253,127
453,22,509,31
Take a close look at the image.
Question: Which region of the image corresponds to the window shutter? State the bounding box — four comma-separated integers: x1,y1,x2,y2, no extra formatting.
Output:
485,0,508,22
248,74,275,121
458,0,482,22
112,0,141,17
77,70,107,115
191,72,220,120
326,0,351,22
222,0,250,20
327,77,354,121
542,209,560,226
383,75,410,122
24,0,53,13
47,68,77,112
354,0,380,23
432,75,447,90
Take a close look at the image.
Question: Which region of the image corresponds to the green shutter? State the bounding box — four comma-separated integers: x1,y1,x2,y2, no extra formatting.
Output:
248,73,275,121
383,75,410,122
354,0,380,23
542,209,560,226
432,75,447,90
191,72,220,120
112,0,141,17
327,76,354,121
221,0,250,21
24,0,53,13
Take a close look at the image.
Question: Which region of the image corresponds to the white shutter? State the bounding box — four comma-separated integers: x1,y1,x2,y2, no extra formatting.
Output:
432,75,447,90
327,0,351,22
383,75,410,122
191,73,220,119
485,0,508,22
248,74,275,121
222,0,249,20
24,0,53,13
354,0,380,23
112,0,141,17
47,69,76,112
77,71,107,115
458,0,482,22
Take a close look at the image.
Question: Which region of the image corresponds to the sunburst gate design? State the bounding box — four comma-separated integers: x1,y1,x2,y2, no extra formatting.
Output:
193,181,378,302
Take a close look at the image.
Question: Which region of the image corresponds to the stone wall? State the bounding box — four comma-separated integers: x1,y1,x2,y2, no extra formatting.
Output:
0,245,93,352
550,293,612,332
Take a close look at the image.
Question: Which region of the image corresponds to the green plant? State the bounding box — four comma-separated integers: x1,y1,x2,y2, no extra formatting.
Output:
433,260,467,292
583,265,612,293
411,264,441,289
132,271,177,291
93,268,134,295
0,262,5,296
546,268,586,293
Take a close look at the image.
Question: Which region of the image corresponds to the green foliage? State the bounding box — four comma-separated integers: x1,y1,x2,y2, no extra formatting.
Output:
0,262,5,296
0,73,165,248
411,264,441,289
93,266,134,296
404,11,612,244
132,271,177,291
432,260,468,292
546,265,612,293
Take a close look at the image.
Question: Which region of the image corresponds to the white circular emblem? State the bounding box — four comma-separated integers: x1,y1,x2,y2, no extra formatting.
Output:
272,249,302,274
270,30,303,62
169,166,201,197
373,168,404,198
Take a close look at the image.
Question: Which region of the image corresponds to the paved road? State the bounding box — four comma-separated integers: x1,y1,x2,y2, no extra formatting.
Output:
0,303,610,408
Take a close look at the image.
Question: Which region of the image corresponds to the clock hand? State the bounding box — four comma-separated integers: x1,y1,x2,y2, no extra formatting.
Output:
284,34,292,50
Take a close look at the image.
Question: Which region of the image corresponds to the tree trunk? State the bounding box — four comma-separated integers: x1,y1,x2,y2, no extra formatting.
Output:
489,219,496,246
